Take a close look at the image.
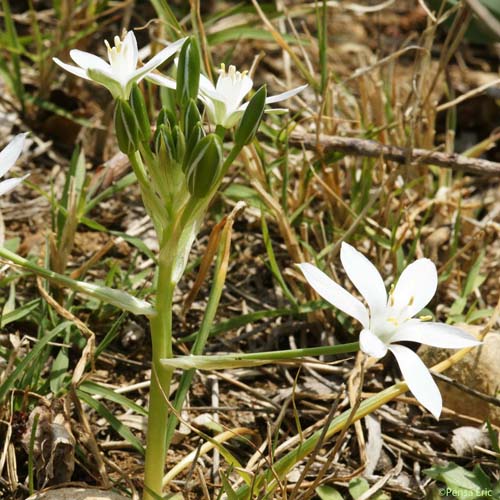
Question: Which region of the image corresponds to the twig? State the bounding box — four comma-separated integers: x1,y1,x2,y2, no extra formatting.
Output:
433,372,500,407
289,132,500,176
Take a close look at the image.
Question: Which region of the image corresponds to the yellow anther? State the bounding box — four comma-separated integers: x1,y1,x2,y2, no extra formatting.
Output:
419,315,432,322
408,296,415,306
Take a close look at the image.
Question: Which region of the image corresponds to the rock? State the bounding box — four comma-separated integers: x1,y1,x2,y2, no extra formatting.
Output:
26,488,129,500
418,331,500,425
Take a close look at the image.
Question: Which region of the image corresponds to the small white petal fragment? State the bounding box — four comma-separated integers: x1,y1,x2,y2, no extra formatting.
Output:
0,133,27,178
392,258,438,317
264,83,308,104
391,321,481,348
145,72,177,90
360,328,388,358
340,242,387,314
0,175,29,196
298,263,369,328
389,344,442,419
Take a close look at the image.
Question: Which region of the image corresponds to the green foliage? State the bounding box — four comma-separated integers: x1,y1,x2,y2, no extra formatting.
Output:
185,133,224,198
176,37,201,109
424,462,500,499
234,85,267,147
316,485,343,500
130,83,151,142
114,99,140,154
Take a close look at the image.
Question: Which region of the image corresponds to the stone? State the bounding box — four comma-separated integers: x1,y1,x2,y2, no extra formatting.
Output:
26,488,129,500
418,331,500,425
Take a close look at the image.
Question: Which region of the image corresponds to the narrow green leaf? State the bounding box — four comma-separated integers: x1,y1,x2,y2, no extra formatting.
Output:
79,381,147,417
0,321,71,402
77,390,145,454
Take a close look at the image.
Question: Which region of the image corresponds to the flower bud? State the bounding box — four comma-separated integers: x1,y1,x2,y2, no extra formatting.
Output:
176,37,201,108
184,98,202,139
234,85,267,148
155,124,175,164
129,83,150,142
182,122,205,172
185,133,223,198
114,99,139,154
172,125,186,164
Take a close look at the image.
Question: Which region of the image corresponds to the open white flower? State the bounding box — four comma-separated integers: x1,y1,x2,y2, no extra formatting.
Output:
298,242,481,419
0,134,28,196
53,31,186,99
149,63,307,128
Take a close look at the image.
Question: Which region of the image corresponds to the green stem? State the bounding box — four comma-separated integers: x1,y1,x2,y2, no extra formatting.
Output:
143,259,175,500
164,220,232,449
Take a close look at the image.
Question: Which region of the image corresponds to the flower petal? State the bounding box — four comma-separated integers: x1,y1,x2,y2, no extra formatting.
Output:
146,72,177,90
133,37,187,84
298,262,369,328
392,258,437,318
360,329,388,358
391,321,481,348
0,134,27,179
340,242,387,314
264,84,307,105
0,174,29,196
122,31,139,69
69,50,110,72
53,58,91,81
389,344,442,419
199,73,217,93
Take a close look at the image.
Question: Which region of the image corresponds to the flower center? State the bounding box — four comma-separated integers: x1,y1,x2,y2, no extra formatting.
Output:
105,35,130,78
219,63,248,84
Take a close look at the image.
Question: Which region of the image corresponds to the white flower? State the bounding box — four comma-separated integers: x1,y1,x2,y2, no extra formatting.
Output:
53,31,186,99
149,63,307,128
298,242,481,419
0,134,28,196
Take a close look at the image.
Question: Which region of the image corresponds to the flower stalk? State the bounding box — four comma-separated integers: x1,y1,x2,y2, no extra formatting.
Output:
143,258,175,500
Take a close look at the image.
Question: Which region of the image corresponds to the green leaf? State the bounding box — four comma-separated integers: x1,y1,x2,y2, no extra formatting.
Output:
349,478,370,499
1,299,40,328
234,85,267,147
0,322,71,403
424,462,494,499
50,344,69,394
79,381,147,417
0,246,155,316
316,485,343,500
77,390,145,454
220,471,238,500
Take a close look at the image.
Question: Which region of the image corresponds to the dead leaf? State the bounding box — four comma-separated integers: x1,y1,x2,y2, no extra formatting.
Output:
451,426,490,456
